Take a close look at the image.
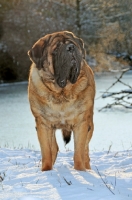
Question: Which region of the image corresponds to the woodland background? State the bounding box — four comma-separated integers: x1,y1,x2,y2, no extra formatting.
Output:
0,0,132,82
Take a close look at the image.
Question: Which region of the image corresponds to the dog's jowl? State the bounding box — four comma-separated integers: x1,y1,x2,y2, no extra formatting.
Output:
28,31,95,171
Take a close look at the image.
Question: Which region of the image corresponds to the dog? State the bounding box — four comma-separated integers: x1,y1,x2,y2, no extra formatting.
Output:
28,31,95,171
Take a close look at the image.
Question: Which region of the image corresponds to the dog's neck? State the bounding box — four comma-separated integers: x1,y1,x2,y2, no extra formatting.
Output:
30,62,91,105
32,61,89,95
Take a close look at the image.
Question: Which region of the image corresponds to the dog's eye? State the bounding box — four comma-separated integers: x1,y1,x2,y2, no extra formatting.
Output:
66,44,74,52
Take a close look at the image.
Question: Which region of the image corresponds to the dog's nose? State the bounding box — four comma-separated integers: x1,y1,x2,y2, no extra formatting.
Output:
66,44,74,52
60,80,65,87
57,78,67,88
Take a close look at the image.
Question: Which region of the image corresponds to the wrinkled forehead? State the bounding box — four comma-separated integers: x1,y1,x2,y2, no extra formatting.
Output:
47,32,78,48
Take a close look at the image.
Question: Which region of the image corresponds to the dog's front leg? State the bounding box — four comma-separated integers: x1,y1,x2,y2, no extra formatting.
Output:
73,121,88,171
36,117,54,171
84,121,94,169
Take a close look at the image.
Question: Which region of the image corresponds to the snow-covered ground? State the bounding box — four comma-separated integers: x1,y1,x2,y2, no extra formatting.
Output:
0,148,132,199
0,72,132,199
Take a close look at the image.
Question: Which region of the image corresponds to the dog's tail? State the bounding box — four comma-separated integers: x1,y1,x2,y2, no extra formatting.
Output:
62,129,72,145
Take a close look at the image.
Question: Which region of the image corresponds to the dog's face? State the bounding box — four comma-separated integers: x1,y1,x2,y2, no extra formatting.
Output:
28,31,85,88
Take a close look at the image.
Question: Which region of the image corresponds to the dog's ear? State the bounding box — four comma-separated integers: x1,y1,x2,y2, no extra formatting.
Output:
28,37,49,69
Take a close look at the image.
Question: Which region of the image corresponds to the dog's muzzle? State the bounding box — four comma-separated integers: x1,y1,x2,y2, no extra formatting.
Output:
53,42,82,88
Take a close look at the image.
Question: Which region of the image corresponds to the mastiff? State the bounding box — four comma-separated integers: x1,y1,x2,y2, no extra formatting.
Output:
28,31,95,171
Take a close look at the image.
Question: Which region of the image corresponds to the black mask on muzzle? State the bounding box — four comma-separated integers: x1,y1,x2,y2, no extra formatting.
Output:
52,43,82,88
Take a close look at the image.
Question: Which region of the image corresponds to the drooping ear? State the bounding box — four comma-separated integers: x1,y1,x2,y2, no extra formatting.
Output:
27,37,48,70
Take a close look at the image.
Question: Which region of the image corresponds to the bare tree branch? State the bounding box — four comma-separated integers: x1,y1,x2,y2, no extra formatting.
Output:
95,166,115,195
105,69,129,93
99,69,132,111
63,177,72,185
102,89,132,98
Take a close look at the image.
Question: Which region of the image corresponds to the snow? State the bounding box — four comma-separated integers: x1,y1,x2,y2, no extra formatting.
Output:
0,148,132,200
0,148,132,199
0,72,132,199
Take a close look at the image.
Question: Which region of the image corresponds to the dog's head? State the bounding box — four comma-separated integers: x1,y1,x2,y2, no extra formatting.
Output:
28,31,85,88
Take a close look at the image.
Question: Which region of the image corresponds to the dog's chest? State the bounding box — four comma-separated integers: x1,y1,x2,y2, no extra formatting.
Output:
48,101,76,120
44,97,82,128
